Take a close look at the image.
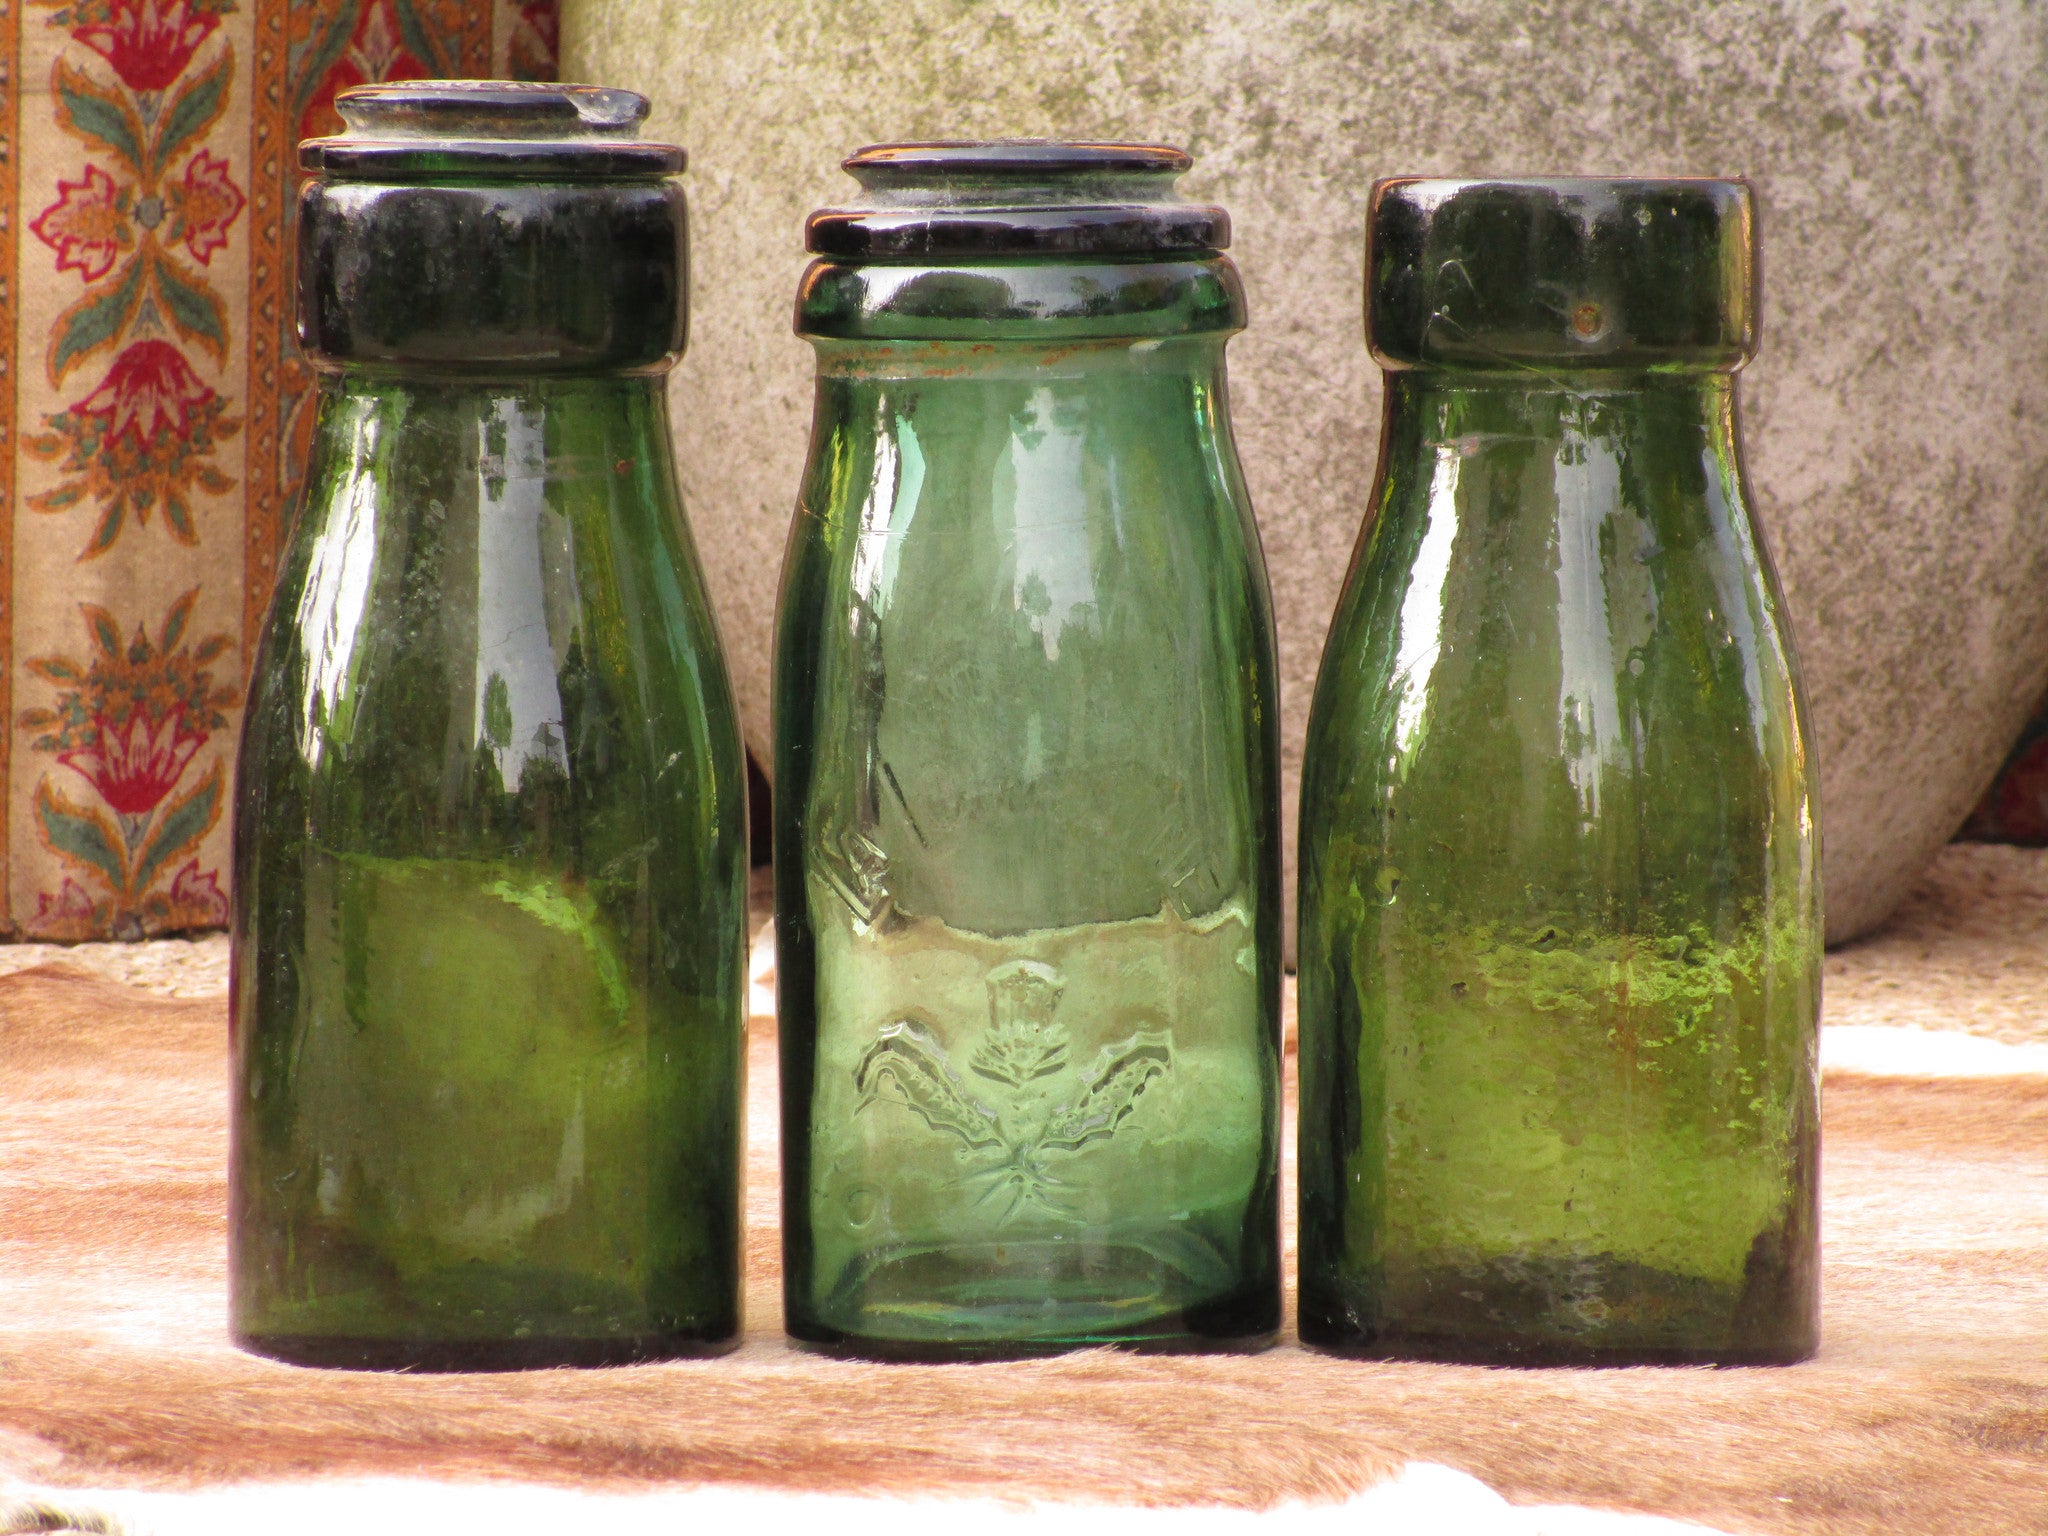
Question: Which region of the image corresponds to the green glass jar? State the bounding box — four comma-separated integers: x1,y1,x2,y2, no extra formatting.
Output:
1297,178,1820,1364
229,83,748,1369
775,143,1282,1358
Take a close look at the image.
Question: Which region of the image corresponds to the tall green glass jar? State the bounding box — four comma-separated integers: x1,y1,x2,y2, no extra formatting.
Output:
229,82,747,1369
1298,178,1820,1364
775,143,1282,1358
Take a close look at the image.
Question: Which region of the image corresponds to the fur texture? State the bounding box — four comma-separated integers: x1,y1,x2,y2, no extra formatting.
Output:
3,963,2047,1533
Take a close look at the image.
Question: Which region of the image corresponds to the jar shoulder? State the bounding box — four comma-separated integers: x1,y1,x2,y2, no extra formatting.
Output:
242,385,743,836
1310,435,1806,792
1300,402,1815,931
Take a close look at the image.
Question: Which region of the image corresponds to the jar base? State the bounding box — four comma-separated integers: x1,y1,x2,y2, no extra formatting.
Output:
787,1323,1278,1364
1298,1252,1817,1367
793,1236,1278,1361
232,1329,741,1372
1297,1327,1815,1368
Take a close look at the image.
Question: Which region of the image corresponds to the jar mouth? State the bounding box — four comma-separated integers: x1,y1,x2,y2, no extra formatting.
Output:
846,140,1191,196
808,139,1226,261
337,80,649,138
303,80,685,180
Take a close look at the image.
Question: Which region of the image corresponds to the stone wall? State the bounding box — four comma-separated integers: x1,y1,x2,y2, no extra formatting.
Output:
567,0,2048,944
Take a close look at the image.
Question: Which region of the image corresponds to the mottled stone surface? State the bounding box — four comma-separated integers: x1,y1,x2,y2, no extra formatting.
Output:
566,0,2048,945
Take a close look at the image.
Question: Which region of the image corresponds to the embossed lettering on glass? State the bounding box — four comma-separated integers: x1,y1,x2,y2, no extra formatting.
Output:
776,142,1283,1357
229,83,748,1369
1297,178,1821,1364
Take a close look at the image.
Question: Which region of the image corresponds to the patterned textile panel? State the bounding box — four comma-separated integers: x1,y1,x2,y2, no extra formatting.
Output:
0,0,558,939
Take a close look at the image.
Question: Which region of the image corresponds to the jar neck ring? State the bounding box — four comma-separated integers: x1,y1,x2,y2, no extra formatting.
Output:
795,256,1246,343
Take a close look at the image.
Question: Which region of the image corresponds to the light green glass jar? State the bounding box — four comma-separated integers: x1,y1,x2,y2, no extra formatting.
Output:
1297,177,1821,1364
775,142,1282,1358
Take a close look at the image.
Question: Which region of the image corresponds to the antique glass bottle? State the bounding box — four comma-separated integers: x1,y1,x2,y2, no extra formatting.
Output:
776,143,1282,1358
230,83,747,1369
1297,178,1820,1364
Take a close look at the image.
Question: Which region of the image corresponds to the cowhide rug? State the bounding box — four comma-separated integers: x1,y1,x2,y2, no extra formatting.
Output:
5,846,2048,1535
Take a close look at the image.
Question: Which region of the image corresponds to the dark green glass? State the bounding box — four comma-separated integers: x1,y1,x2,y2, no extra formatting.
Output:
1298,178,1820,1364
229,83,747,1369
776,143,1282,1358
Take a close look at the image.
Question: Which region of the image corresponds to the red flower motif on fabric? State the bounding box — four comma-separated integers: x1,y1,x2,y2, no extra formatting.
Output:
31,164,132,282
33,28,242,393
26,338,242,555
26,39,247,553
163,861,228,927
20,589,235,815
58,699,206,816
34,878,102,937
19,591,238,938
77,337,216,455
59,0,234,94
165,148,244,265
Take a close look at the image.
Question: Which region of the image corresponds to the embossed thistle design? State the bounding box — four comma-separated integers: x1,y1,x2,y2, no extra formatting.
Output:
852,959,1173,1221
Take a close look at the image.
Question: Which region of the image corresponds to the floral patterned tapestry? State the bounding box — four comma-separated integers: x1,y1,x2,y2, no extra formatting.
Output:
0,0,557,939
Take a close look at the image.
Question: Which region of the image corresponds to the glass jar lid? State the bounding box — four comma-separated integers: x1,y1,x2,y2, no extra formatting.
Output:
302,80,685,180
807,140,1228,260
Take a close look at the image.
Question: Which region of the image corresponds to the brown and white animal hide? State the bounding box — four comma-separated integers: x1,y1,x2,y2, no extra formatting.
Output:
2,939,2047,1535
